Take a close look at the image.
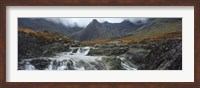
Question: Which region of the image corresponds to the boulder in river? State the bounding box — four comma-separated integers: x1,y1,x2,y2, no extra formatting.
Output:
101,56,123,70
120,48,150,66
67,60,75,70
30,58,50,70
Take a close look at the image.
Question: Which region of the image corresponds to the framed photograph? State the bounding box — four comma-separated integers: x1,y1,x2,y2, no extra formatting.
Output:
0,0,199,88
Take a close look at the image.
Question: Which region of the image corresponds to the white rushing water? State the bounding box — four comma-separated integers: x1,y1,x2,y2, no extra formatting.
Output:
46,47,103,70
23,47,137,70
67,47,90,56
24,62,36,70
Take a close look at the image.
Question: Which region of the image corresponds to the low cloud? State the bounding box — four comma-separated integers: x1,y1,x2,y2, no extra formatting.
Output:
127,18,149,24
44,18,150,27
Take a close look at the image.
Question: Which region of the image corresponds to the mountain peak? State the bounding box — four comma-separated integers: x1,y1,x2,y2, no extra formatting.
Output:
121,20,132,24
88,19,100,26
91,19,99,23
88,19,100,25
86,19,101,29
103,21,110,24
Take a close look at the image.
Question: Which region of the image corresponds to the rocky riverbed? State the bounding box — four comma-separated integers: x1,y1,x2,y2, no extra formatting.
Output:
18,18,182,70
18,38,182,70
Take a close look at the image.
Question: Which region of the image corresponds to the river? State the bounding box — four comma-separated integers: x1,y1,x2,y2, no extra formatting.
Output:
22,47,137,70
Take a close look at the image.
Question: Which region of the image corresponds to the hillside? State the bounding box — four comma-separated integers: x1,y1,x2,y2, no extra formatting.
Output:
18,18,83,35
18,18,182,70
18,27,77,60
72,19,144,41
81,18,182,45
127,18,182,38
18,18,181,42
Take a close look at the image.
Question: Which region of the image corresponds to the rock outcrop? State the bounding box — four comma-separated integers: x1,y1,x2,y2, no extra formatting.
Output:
138,39,182,70
101,56,123,70
88,41,129,56
30,58,50,70
120,48,150,66
18,30,42,59
87,39,182,70
18,18,182,70
42,43,70,56
18,27,74,59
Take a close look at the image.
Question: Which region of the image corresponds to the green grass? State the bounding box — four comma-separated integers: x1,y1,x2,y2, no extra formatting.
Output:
128,19,182,39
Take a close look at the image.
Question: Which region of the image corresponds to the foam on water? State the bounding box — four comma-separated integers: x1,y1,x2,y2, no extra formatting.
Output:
23,47,137,70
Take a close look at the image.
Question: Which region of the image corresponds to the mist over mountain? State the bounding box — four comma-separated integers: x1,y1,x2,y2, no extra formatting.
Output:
18,18,83,35
18,18,181,41
72,19,144,41
18,18,150,40
43,18,150,27
18,18,182,70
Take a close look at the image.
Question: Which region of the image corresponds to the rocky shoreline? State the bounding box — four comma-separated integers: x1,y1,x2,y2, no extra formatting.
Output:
18,18,182,70
18,33,182,70
18,27,182,70
87,38,182,70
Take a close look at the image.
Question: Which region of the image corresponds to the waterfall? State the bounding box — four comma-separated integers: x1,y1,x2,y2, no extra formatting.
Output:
47,59,69,70
66,46,90,56
121,63,137,70
21,46,137,70
47,61,53,70
24,62,36,70
67,50,73,55
120,57,137,70
75,47,90,56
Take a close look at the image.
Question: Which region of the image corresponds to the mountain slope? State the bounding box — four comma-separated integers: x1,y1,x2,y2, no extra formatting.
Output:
18,18,182,43
18,18,83,35
72,19,144,41
18,27,74,59
81,18,182,45
127,18,182,38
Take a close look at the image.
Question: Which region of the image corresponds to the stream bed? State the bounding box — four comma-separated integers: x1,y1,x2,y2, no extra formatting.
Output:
19,47,137,70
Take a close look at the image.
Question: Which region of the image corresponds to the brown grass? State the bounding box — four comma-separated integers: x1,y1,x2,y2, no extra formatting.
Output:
81,39,112,46
18,27,181,46
18,27,72,44
81,31,182,46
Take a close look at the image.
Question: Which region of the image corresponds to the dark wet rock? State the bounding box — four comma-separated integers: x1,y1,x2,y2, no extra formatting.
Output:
71,41,80,47
88,41,129,56
30,58,50,70
156,43,182,70
88,48,128,56
42,43,70,56
130,43,151,49
101,56,123,70
18,64,25,70
51,60,59,70
18,31,42,59
72,48,78,53
138,39,182,70
18,31,71,59
77,60,96,70
89,61,106,70
67,60,75,70
18,59,26,70
121,48,150,66
42,50,54,56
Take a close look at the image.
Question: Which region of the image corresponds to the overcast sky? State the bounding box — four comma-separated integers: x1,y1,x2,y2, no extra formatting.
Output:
45,18,149,27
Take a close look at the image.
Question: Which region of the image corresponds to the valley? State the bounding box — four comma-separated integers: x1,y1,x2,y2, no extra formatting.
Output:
18,18,182,70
